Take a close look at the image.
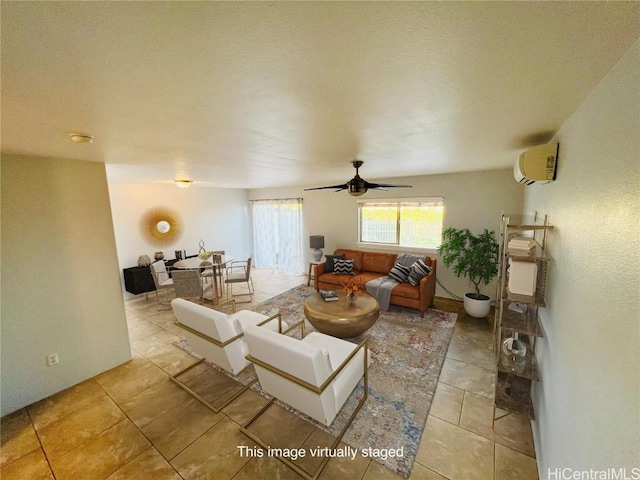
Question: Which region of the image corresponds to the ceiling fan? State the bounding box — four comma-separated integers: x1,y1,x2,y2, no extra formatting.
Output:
304,160,412,196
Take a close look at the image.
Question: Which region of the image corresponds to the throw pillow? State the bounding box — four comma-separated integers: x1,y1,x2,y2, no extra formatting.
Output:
333,258,355,275
324,253,346,273
408,259,432,286
388,262,411,283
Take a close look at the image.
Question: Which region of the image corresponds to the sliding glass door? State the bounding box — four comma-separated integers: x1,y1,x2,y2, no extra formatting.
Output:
251,198,305,275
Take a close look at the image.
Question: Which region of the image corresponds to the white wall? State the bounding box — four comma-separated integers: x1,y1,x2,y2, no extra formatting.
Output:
525,40,640,474
107,182,252,298
1,155,131,416
250,168,523,299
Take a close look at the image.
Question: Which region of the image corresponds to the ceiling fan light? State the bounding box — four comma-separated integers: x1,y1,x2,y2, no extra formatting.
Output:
348,186,367,196
175,179,193,188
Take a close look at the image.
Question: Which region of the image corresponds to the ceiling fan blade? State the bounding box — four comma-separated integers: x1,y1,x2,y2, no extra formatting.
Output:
304,183,349,191
365,182,413,189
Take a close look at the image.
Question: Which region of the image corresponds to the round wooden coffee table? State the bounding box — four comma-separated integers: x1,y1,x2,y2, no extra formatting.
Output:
304,291,380,338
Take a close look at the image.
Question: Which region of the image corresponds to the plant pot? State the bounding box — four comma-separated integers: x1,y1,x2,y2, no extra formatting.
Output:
463,293,491,318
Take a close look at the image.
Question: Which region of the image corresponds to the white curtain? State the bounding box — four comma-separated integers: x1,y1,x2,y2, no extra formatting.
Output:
251,198,305,275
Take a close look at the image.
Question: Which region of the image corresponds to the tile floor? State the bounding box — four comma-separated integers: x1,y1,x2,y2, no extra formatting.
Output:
1,268,539,479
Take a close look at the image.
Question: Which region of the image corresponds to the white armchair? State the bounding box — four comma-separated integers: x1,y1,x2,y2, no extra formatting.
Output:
241,321,369,479
170,298,286,411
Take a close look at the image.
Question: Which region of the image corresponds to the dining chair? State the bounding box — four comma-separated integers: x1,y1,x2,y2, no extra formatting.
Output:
201,250,226,297
172,269,213,304
225,256,254,303
150,260,174,310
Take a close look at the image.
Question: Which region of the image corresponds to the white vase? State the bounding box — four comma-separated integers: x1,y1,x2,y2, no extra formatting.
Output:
463,293,491,318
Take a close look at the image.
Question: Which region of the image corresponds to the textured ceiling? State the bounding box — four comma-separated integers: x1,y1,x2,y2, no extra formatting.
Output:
2,2,639,189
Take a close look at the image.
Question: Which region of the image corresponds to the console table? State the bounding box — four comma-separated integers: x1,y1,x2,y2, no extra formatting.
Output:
123,266,156,295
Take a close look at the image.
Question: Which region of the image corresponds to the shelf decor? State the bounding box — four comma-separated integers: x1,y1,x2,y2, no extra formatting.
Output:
493,213,553,422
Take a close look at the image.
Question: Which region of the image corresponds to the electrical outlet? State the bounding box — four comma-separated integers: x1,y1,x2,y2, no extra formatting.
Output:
46,353,59,367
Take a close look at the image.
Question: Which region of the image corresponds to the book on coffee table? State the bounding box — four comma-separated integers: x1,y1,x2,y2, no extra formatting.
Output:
319,290,338,302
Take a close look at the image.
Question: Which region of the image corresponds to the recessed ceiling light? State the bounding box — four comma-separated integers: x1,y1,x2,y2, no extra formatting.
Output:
69,133,94,144
175,179,193,188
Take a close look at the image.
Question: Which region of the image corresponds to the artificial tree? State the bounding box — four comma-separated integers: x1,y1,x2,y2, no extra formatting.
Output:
438,227,499,317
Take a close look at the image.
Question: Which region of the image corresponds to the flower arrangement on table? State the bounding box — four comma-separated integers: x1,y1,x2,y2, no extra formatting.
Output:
342,278,365,305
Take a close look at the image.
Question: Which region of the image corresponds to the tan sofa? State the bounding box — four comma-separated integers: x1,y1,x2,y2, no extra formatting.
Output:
313,249,437,316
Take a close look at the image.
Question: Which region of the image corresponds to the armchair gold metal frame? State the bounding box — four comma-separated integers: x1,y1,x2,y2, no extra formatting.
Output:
239,320,369,480
171,299,286,413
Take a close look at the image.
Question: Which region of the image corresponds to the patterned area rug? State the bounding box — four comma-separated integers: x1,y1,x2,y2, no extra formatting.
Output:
176,285,456,478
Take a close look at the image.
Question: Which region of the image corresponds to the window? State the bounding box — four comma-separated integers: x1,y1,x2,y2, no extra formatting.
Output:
357,197,444,250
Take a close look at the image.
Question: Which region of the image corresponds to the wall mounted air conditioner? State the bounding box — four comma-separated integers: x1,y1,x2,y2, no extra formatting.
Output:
514,143,559,185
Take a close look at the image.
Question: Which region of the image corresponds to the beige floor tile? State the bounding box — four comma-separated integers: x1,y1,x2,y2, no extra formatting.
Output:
98,361,168,403
408,462,448,480
446,333,495,371
0,448,53,480
119,380,192,428
106,447,181,480
173,361,212,383
162,352,202,376
234,455,305,480
0,409,41,467
38,395,125,459
126,314,149,329
438,358,496,399
94,356,151,386
27,379,108,430
131,329,181,356
429,382,464,425
222,388,271,426
495,443,538,480
363,459,405,479
141,397,222,459
146,308,179,326
171,417,253,479
145,342,196,368
415,415,494,480
128,321,164,342
294,427,336,475
184,368,247,409
459,391,535,457
318,443,371,480
246,403,315,450
50,419,150,480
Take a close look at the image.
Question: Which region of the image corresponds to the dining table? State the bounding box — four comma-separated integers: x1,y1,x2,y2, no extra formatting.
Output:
172,254,233,302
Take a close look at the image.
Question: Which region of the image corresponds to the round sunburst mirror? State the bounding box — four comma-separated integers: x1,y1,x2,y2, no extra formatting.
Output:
140,207,183,246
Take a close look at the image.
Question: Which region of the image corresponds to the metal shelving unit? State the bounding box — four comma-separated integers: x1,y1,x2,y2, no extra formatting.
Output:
493,213,553,423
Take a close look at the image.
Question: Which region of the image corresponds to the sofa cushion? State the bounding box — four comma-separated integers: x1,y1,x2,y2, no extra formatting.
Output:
362,252,397,274
388,263,411,283
408,259,432,286
354,272,386,284
334,249,364,272
333,258,355,275
324,253,346,273
391,281,421,300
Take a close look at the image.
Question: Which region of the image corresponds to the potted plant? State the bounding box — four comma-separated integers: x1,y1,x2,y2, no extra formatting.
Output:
438,227,499,318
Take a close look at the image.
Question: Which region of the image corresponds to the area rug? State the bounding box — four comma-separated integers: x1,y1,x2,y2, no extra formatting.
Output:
176,285,456,478
254,285,457,477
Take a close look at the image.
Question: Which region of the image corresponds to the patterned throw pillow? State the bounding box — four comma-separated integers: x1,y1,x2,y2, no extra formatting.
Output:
324,253,346,273
388,263,411,283
333,258,355,275
408,259,432,286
